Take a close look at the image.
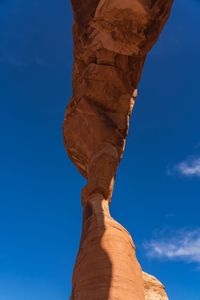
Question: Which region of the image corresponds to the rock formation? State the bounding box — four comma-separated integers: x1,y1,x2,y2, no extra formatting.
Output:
143,272,169,300
63,1,173,299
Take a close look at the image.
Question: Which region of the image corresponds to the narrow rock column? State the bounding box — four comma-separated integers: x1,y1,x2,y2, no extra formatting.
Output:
64,1,173,299
70,194,144,300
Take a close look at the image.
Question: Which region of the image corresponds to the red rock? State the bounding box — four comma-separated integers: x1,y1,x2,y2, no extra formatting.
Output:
71,195,144,300
64,1,173,299
143,272,169,300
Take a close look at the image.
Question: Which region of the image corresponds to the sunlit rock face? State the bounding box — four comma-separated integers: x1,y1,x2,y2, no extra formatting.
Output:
64,1,173,299
70,195,145,300
143,272,169,300
63,0,173,203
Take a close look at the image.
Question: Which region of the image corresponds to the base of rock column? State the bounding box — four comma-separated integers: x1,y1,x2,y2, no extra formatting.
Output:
143,272,169,300
70,194,145,300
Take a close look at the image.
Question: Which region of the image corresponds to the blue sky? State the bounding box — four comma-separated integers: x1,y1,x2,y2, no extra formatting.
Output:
0,0,200,299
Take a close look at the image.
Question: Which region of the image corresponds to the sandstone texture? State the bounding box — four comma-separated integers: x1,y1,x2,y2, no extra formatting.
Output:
71,195,144,300
143,272,169,300
63,0,173,203
64,1,173,299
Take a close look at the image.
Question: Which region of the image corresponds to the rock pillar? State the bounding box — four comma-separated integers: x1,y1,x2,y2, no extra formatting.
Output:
70,194,144,300
63,0,173,299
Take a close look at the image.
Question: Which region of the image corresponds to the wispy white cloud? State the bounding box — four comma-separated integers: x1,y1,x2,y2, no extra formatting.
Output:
144,228,200,265
0,47,26,66
168,156,200,177
176,158,200,177
0,47,48,67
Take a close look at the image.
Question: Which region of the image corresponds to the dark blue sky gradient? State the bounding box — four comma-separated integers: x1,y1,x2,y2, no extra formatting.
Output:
0,1,200,299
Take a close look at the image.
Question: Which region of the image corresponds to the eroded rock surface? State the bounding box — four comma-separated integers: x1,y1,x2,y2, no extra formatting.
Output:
64,1,173,299
64,0,173,203
143,272,169,300
71,195,144,300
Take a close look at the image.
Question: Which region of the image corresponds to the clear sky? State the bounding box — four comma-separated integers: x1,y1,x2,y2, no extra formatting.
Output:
0,1,200,299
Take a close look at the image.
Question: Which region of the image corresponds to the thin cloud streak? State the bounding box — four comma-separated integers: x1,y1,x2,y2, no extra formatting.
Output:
0,47,49,67
176,158,200,177
144,228,200,265
168,156,200,177
0,47,26,66
175,158,200,177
